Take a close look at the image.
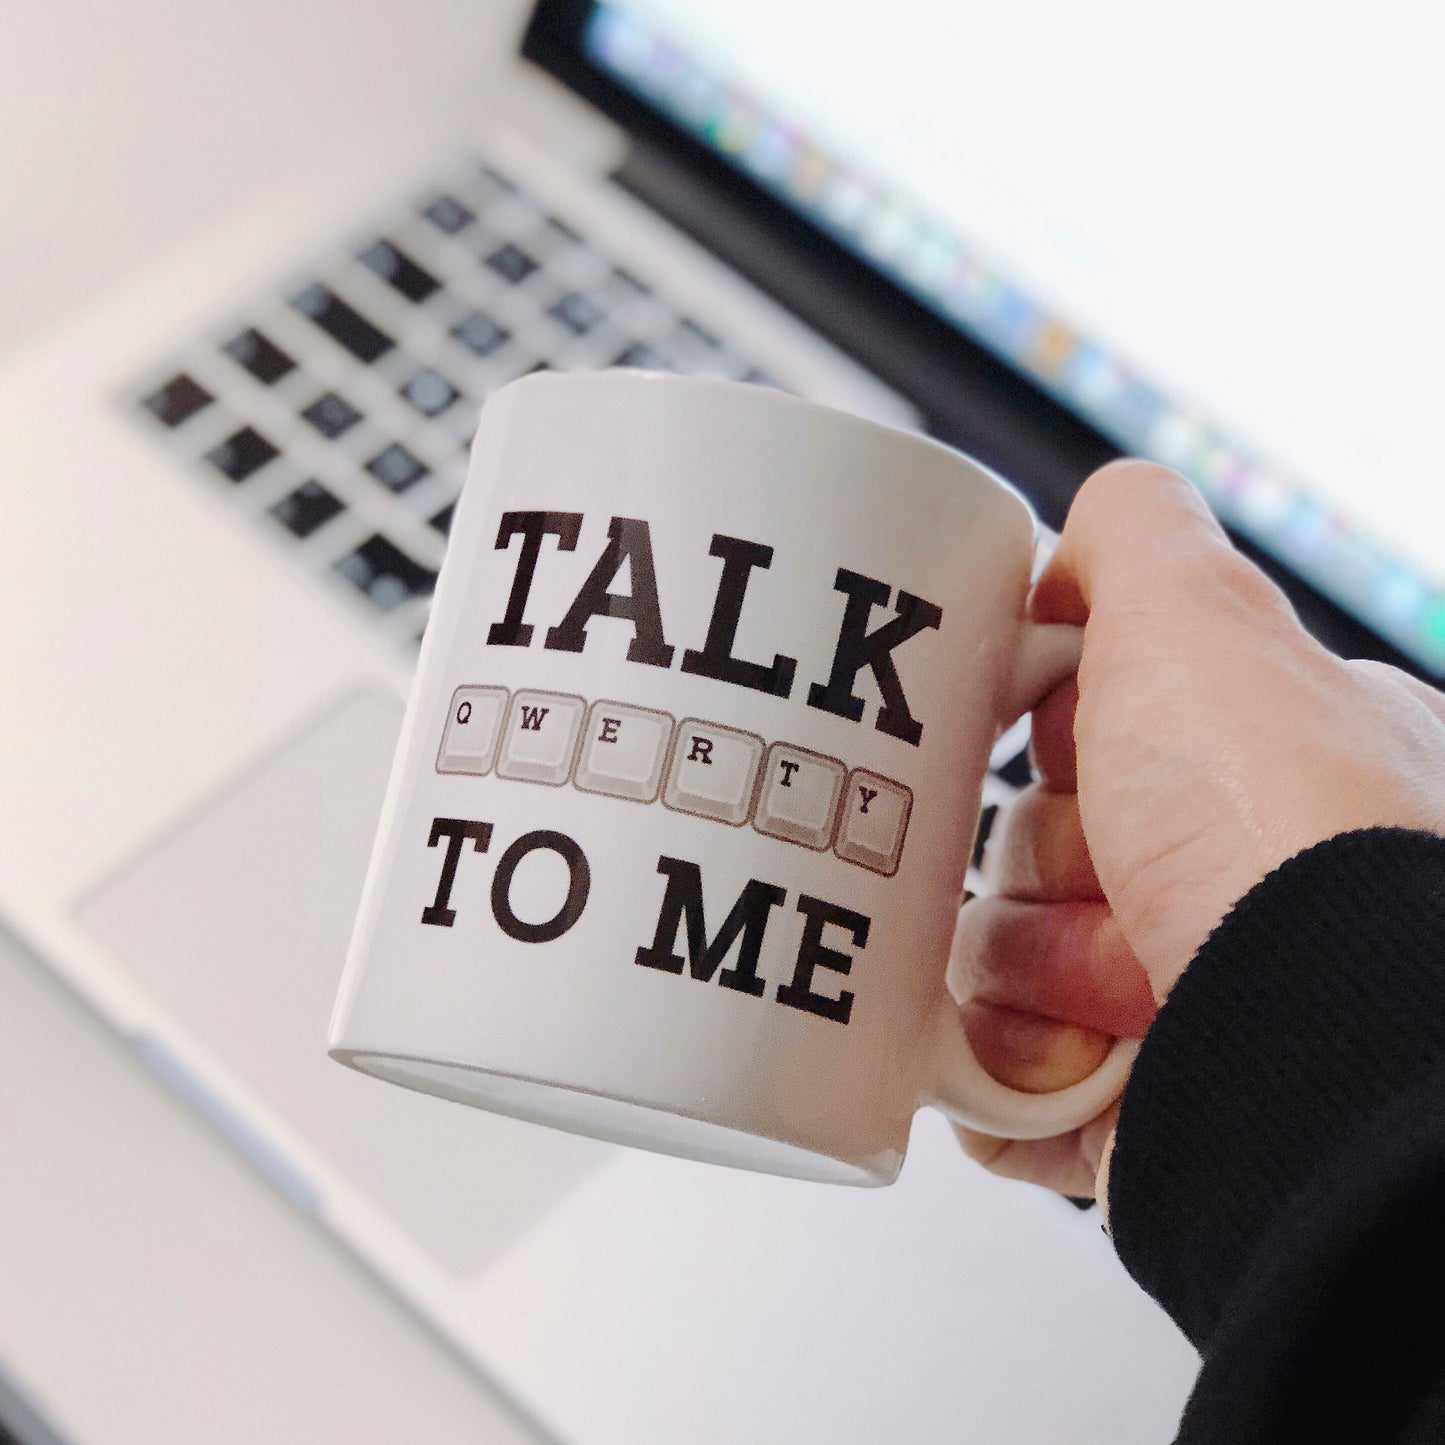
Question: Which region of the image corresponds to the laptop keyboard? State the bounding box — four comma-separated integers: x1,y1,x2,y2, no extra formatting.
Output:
132,153,777,655
129,149,1032,895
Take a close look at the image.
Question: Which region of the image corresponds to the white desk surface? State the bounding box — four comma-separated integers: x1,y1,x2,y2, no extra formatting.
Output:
0,1,546,1439
0,924,546,1444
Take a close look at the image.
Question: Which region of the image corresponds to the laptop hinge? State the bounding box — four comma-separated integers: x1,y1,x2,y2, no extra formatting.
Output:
611,138,1118,530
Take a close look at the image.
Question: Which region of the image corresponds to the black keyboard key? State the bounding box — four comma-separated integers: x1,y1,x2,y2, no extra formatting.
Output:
971,803,1001,871
548,292,605,336
612,342,672,371
451,311,509,357
290,283,393,363
334,535,437,610
364,442,428,494
400,369,459,417
222,327,296,384
359,239,440,303
994,744,1033,790
428,501,456,536
422,193,474,234
301,391,363,438
485,243,538,285
204,425,278,483
270,480,344,538
142,373,213,427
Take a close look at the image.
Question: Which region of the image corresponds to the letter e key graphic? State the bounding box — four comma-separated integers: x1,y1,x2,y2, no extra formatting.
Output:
573,700,676,803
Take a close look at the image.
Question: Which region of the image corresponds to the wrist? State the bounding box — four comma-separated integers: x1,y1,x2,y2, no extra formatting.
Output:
1106,828,1445,1347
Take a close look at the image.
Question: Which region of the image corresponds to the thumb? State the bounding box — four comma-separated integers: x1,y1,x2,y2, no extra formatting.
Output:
1025,459,1319,996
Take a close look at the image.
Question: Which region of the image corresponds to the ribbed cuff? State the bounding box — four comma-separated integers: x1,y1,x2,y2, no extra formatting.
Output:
1107,828,1445,1349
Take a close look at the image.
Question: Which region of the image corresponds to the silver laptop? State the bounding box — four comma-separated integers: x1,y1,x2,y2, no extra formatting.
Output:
3,2,1439,1440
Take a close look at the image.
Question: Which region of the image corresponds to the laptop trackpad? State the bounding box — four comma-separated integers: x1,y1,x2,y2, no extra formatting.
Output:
74,691,610,1277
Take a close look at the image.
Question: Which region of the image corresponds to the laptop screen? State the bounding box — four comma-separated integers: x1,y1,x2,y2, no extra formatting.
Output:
560,0,1443,675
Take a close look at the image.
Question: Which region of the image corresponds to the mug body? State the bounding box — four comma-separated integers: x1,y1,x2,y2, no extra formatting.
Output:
331,372,1037,1185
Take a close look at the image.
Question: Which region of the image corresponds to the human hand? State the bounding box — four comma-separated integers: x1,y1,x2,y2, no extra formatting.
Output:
951,460,1445,1203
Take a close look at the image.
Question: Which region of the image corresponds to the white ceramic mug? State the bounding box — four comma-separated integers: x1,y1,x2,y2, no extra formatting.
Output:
330,372,1137,1186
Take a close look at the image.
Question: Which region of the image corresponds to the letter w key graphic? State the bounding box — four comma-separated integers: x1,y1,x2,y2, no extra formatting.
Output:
519,704,550,732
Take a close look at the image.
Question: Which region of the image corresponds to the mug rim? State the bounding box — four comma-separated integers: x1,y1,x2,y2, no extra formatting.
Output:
333,1044,898,1187
493,368,1042,541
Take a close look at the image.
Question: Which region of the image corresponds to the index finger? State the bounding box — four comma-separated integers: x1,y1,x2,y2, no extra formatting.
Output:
1030,459,1248,627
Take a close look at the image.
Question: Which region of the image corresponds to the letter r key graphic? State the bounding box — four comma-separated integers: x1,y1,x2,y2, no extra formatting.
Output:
662,719,764,826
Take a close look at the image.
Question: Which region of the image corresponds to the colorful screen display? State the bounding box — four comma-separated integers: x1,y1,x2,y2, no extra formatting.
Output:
584,0,1445,672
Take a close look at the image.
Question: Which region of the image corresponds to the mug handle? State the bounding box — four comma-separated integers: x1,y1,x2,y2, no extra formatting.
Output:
922,620,1141,1140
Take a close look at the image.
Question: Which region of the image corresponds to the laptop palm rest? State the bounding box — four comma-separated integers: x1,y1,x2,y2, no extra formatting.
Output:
74,690,609,1277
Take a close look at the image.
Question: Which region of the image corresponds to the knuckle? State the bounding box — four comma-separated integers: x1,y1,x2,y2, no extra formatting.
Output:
1211,549,1297,624
1070,459,1197,539
1347,657,1404,688
1081,456,1188,498
947,895,1011,996
990,786,1079,899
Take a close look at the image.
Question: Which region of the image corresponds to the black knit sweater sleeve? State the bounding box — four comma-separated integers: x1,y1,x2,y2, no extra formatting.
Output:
1107,828,1445,1444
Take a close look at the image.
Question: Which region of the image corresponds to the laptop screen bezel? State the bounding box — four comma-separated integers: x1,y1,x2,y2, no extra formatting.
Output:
520,0,1425,678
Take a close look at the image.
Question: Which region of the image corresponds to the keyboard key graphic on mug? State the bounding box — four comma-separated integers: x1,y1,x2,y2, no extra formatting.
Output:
662,719,764,826
436,685,509,775
495,689,587,786
573,700,675,803
834,768,912,876
752,742,847,850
